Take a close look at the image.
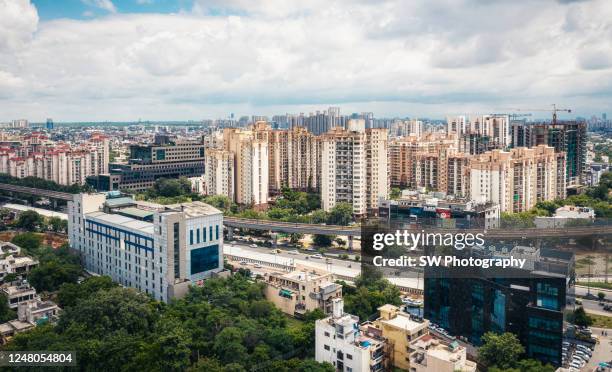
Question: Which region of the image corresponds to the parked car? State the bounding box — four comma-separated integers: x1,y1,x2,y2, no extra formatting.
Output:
311,254,323,259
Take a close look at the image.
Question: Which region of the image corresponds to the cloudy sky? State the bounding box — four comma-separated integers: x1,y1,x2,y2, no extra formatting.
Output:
1,0,611,122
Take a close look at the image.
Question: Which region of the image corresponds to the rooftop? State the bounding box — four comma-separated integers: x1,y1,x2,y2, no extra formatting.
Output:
86,211,155,235
380,311,427,332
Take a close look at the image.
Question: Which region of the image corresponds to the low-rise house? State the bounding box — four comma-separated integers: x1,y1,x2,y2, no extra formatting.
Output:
263,267,342,317
315,299,388,372
1,280,40,309
0,255,39,281
359,305,429,371
409,334,477,372
0,299,61,345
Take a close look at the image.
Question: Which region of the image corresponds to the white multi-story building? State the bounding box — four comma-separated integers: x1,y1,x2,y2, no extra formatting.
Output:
315,299,386,372
68,193,224,302
320,120,388,216
204,149,235,200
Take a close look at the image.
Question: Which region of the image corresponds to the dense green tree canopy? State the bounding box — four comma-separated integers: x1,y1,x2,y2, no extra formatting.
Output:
4,274,333,372
478,332,525,370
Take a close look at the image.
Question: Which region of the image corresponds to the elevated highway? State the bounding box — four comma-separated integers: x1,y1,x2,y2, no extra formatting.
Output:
0,183,73,201
1,183,610,240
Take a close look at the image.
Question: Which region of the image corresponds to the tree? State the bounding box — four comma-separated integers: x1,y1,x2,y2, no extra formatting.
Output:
11,232,42,253
204,195,234,212
0,293,16,322
15,210,44,231
153,177,192,197
390,187,402,200
490,358,555,372
326,202,353,226
58,276,118,308
310,209,328,224
478,332,525,369
598,291,606,302
313,234,334,247
570,306,593,327
48,216,67,233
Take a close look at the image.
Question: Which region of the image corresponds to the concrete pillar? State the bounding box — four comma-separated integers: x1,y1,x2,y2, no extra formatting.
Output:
52,199,58,209
271,232,277,248
227,228,233,240
348,236,354,251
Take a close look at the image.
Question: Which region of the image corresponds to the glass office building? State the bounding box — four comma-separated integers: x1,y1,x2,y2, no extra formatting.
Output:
424,248,574,367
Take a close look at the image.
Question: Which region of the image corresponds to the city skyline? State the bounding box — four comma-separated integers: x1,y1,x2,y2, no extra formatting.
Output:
1,0,612,121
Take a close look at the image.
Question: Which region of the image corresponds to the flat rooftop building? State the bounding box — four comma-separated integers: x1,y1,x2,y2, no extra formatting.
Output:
68,192,224,302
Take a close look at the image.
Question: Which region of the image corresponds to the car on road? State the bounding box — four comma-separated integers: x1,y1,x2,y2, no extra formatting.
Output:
254,264,262,268
311,254,323,259
230,241,237,244
250,244,258,248
240,261,247,265
288,250,299,255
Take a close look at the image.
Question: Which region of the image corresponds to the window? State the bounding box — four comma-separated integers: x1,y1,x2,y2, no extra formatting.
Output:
324,332,330,337
189,230,193,245
190,245,220,274
346,354,352,360
324,345,330,351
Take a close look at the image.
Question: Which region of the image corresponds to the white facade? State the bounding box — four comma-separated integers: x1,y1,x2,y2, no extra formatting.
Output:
68,193,223,302
321,125,389,216
315,299,385,372
204,149,235,200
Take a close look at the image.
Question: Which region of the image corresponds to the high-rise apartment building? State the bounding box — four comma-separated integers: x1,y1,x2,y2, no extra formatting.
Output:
68,193,224,302
510,120,587,187
265,126,320,193
320,120,388,216
223,124,269,207
0,132,109,185
204,149,235,201
469,145,566,213
388,133,460,194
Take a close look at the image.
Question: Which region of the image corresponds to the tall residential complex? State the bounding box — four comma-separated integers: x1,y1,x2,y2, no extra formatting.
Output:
262,125,320,193
204,149,235,201
0,132,109,185
510,120,587,187
469,145,566,213
320,120,388,216
388,133,467,196
223,124,269,207
87,134,206,192
68,193,224,302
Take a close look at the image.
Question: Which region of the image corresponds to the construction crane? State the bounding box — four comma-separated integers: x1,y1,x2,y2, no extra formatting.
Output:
508,104,572,125
488,113,532,121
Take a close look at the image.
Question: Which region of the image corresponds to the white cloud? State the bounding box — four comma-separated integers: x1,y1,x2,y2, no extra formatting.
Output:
82,0,117,13
0,0,38,52
1,0,612,121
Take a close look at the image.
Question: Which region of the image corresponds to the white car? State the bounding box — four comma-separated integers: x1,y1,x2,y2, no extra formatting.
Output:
254,264,262,268
570,361,583,369
288,250,299,255
311,254,323,259
239,261,247,265
250,244,258,248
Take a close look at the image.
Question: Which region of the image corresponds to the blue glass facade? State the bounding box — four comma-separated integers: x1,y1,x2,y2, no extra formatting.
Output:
190,245,220,275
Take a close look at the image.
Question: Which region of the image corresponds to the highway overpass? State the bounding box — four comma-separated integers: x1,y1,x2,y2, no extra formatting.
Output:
0,183,73,201
1,182,610,240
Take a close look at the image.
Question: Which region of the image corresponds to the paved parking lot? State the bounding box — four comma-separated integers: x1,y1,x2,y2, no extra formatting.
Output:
584,327,612,371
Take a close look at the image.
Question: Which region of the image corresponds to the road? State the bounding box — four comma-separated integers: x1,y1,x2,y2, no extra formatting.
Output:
581,298,612,317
